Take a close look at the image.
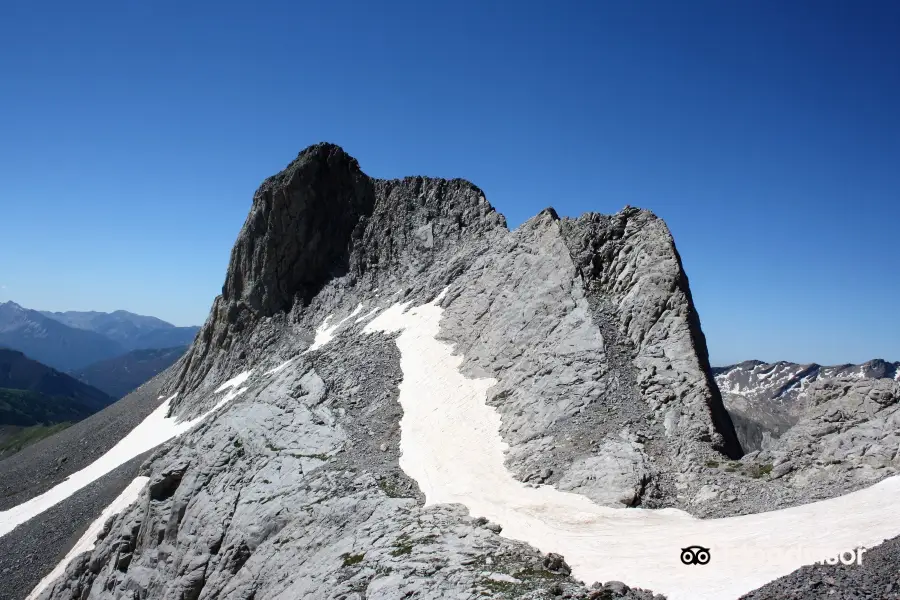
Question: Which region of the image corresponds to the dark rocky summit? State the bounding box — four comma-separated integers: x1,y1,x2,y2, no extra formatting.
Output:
9,143,896,600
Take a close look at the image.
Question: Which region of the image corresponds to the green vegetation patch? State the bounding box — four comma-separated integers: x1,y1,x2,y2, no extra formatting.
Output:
341,552,365,566
378,477,406,498
745,462,773,478
0,388,92,426
514,566,568,581
390,534,414,556
0,422,72,458
480,578,519,593
294,452,330,460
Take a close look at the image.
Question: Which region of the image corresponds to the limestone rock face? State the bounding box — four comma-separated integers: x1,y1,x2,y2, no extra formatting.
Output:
558,210,742,460
174,143,505,402
222,143,376,317
757,377,900,493
36,143,744,600
557,440,650,507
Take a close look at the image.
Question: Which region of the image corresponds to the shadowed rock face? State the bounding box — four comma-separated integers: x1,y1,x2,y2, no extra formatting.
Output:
222,143,376,317
32,143,751,600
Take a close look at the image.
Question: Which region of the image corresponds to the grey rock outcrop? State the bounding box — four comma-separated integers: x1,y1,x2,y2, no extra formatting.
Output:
755,377,900,495
174,143,504,405
684,369,900,520
559,210,741,460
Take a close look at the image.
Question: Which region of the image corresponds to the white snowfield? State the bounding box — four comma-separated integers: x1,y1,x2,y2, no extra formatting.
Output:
363,292,900,600
0,371,252,540
25,476,150,600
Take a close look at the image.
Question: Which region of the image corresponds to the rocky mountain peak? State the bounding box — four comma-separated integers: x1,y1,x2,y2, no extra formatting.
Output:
221,142,376,318
34,143,900,600
220,143,507,322
0,301,25,316
173,146,741,469
177,143,508,392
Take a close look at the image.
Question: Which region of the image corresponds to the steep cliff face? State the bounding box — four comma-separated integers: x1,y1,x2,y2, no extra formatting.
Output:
33,144,749,600
223,143,376,317
559,210,742,459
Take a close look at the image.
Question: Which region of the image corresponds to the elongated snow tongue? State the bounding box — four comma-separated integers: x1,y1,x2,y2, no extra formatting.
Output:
39,143,856,600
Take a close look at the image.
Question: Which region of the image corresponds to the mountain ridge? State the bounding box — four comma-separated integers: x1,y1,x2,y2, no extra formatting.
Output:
30,142,752,599
0,302,125,372
0,301,199,372
0,348,115,458
38,308,199,351
70,346,188,399
9,143,898,600
714,358,900,452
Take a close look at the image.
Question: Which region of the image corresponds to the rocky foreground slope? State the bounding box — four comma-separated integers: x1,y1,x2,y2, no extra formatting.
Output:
6,143,898,600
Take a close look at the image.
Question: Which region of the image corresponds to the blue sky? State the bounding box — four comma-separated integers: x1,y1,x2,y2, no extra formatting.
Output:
1,1,898,366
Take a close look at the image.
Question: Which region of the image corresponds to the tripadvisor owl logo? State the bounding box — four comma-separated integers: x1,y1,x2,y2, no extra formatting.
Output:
680,545,711,565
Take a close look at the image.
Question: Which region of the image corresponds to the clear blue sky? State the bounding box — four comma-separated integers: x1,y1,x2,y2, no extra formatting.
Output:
1,1,898,366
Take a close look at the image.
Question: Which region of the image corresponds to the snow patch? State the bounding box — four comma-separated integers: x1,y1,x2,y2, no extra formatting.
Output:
363,293,900,600
265,357,295,375
354,307,382,324
306,304,364,353
0,371,252,539
25,476,150,600
215,370,252,392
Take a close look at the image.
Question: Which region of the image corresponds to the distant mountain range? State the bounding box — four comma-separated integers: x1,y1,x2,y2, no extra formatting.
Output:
0,348,115,458
71,346,187,399
713,359,900,451
38,309,199,351
0,301,199,372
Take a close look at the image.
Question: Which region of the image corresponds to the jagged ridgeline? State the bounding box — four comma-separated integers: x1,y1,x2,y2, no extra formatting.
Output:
177,142,739,456
39,143,746,600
